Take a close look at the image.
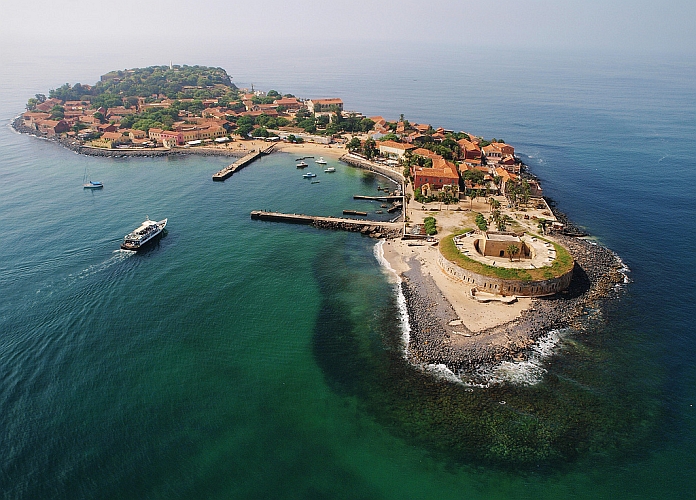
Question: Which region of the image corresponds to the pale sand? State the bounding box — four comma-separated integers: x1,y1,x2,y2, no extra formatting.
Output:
275,142,347,159
381,236,531,333
219,139,348,159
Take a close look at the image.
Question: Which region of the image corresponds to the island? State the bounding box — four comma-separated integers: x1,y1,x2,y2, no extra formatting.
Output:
13,65,627,382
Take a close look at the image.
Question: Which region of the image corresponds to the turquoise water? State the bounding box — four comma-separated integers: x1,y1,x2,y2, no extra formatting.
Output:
1,48,695,498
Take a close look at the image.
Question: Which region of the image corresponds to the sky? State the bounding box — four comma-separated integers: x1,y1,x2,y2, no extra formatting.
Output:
1,0,695,59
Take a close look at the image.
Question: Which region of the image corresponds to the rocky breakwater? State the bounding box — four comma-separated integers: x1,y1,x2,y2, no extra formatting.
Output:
402,234,627,377
312,219,402,239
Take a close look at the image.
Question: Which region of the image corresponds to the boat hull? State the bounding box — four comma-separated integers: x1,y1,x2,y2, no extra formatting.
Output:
120,219,167,251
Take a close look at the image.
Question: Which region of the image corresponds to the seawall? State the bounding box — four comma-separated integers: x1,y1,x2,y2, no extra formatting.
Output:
437,252,574,297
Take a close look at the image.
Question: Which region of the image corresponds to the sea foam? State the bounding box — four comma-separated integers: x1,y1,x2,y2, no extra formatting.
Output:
468,330,566,387
374,240,411,353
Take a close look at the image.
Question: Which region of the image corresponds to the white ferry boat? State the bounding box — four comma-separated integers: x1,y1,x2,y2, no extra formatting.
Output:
120,217,167,251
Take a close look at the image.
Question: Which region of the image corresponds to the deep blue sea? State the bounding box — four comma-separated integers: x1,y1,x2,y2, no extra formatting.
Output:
1,46,695,498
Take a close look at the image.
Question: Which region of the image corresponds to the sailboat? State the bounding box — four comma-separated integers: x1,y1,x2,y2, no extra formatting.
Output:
83,167,103,189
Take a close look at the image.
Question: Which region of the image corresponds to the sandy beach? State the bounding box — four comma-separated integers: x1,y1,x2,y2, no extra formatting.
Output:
379,200,627,376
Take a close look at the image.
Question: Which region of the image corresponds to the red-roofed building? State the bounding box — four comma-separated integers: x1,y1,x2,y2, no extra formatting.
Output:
413,158,460,197
378,140,416,159
97,123,117,133
457,138,482,160
22,112,51,128
482,142,514,164
273,97,303,111
37,119,70,136
306,98,343,113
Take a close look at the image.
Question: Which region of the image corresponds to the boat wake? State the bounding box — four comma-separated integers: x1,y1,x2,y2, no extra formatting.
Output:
68,249,136,282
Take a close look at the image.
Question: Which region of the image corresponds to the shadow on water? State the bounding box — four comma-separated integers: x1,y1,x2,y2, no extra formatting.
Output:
311,238,664,472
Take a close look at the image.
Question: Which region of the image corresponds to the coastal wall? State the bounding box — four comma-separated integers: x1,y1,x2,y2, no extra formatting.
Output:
437,252,574,297
340,153,405,185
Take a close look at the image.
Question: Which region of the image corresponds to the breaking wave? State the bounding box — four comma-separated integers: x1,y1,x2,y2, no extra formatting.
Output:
374,240,411,352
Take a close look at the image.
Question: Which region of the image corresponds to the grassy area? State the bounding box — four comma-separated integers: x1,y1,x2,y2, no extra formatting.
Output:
440,230,574,281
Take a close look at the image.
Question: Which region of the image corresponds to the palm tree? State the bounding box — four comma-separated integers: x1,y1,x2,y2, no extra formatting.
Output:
491,209,501,222
506,244,519,262
470,189,478,210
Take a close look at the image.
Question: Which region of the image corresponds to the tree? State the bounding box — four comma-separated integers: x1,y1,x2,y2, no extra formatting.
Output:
470,189,478,210
363,138,377,159
462,168,485,185
347,137,361,152
506,244,520,262
236,123,253,137
251,127,270,138
521,180,531,207
491,209,501,226
424,216,437,235
475,213,488,231
50,105,65,120
537,218,549,235
378,133,400,142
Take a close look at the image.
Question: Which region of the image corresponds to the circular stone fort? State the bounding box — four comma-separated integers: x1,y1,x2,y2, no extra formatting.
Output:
437,230,574,299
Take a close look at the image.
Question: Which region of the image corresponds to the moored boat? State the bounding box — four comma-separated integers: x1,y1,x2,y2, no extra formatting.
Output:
315,157,327,165
324,167,336,173
302,172,317,178
120,217,167,251
82,167,103,189
296,161,308,168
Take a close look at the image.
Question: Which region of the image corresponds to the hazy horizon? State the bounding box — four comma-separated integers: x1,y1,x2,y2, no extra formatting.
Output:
3,0,695,61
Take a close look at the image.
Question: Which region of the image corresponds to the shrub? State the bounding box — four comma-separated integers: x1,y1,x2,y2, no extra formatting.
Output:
424,216,437,235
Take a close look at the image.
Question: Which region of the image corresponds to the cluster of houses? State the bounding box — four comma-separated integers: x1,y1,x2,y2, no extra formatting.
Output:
19,90,351,150
362,117,540,200
19,87,540,201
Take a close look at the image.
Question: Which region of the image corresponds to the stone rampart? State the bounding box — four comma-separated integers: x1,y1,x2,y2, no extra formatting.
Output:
437,252,574,297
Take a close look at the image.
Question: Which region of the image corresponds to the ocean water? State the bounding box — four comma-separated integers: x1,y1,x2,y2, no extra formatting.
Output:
1,46,695,498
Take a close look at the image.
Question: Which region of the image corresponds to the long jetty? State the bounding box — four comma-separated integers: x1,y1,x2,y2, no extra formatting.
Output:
250,210,403,238
212,144,275,181
353,194,403,202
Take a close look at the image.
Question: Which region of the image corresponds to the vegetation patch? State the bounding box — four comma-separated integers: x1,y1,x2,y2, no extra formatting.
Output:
440,230,574,281
423,216,437,236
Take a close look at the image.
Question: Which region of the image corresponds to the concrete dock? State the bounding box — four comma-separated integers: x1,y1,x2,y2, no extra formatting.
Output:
212,145,275,181
250,210,403,237
353,195,403,202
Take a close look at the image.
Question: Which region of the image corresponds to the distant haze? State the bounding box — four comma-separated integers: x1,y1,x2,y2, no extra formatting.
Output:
2,0,695,59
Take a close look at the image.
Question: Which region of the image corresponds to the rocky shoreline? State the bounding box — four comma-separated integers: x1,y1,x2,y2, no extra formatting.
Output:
401,234,627,378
